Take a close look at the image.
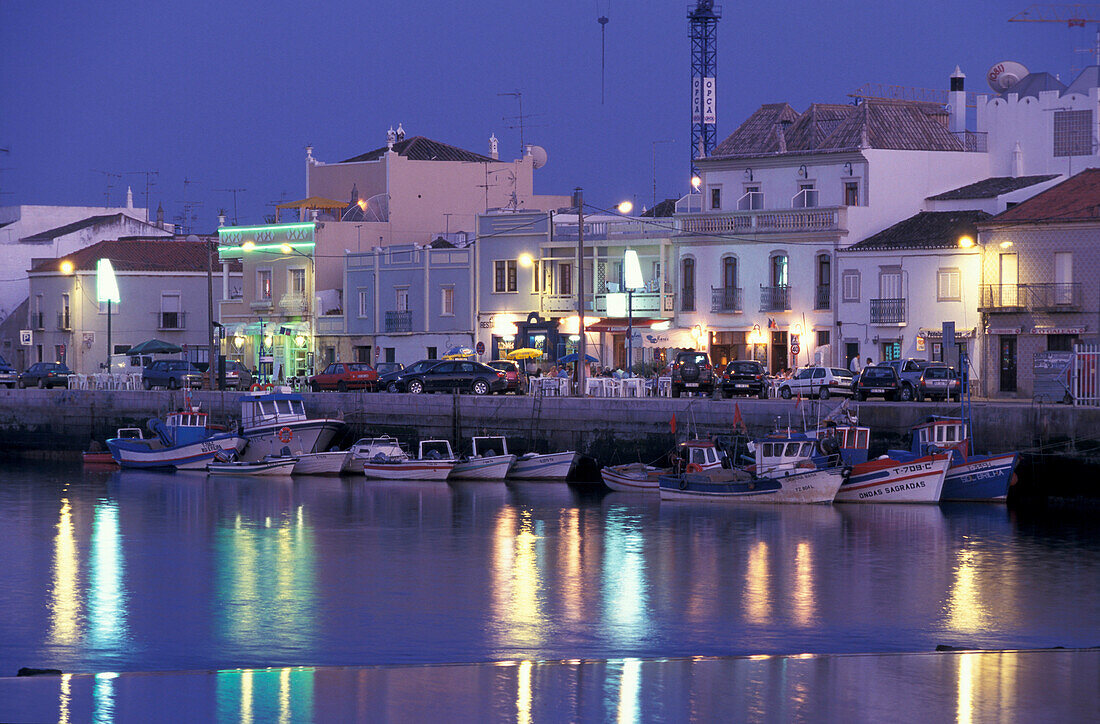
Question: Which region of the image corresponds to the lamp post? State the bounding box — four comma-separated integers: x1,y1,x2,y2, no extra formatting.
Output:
623,249,644,377
96,259,120,370
573,188,586,396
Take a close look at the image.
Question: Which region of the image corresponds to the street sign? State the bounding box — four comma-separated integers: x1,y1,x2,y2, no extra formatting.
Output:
19,330,31,346
476,341,485,357
791,343,801,356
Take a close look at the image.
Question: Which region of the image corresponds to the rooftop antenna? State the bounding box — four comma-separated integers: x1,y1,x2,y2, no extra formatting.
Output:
216,187,247,225
266,191,290,224
598,2,611,104
126,170,159,222
498,91,536,157
0,146,11,199
92,169,122,207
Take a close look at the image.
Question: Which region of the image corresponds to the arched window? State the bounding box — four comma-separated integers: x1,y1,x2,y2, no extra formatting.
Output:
681,257,696,312
816,253,831,310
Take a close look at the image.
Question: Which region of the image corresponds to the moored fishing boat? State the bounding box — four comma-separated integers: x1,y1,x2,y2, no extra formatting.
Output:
450,436,517,480
602,440,724,492
896,417,1018,502
208,455,297,476
343,436,405,473
508,450,578,481
107,408,245,470
820,424,950,504
238,387,344,460
362,439,457,481
293,450,351,475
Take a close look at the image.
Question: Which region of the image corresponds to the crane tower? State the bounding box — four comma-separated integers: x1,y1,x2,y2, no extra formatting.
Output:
689,0,721,178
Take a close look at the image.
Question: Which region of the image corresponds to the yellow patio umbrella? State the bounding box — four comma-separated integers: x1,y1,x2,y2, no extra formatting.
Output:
507,348,544,360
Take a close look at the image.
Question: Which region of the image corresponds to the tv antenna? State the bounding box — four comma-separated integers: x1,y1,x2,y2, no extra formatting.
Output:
216,187,247,225
598,2,611,103
92,169,122,207
126,170,159,222
498,91,545,157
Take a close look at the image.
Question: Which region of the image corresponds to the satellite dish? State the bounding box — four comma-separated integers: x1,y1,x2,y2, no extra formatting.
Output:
529,145,548,169
987,61,1030,92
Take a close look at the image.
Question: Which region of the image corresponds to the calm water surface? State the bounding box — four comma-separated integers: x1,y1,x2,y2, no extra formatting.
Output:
1,462,1097,675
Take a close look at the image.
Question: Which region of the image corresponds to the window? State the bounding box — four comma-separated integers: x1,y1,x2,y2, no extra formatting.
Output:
722,256,737,289
1048,334,1077,352
427,346,438,359
710,187,722,210
681,258,695,311
879,269,902,299
931,341,943,362
396,288,409,312
881,341,901,361
741,185,762,210
1055,252,1073,304
1054,110,1093,156
160,292,182,329
257,269,272,300
441,286,454,316
494,260,517,293
844,181,860,206
817,330,830,347
358,290,370,317
354,346,371,363
559,263,572,296
289,268,306,294
771,254,788,287
60,293,70,329
937,269,961,301
796,183,817,208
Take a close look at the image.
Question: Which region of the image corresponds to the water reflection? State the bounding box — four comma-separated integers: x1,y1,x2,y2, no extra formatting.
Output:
49,496,80,647
88,502,127,651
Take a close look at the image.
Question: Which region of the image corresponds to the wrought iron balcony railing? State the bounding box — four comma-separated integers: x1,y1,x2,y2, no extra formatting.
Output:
760,285,791,312
711,286,743,313
385,310,413,333
979,283,1083,312
870,298,906,324
815,284,831,310
159,311,186,330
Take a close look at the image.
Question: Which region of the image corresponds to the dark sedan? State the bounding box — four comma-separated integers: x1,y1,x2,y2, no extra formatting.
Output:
720,360,769,399
852,365,902,401
383,360,438,392
18,362,74,389
402,360,506,395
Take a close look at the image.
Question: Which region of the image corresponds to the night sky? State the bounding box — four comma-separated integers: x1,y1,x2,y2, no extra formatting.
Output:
0,0,1090,229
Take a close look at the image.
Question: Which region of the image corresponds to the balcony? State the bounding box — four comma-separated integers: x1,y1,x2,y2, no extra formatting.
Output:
681,290,696,313
711,286,743,313
279,292,310,315
815,285,831,310
760,285,791,312
385,310,413,333
317,315,344,334
159,311,186,330
870,298,906,325
979,283,1083,312
792,189,819,209
250,297,274,312
592,291,675,315
737,191,764,211
680,206,846,236
57,312,71,331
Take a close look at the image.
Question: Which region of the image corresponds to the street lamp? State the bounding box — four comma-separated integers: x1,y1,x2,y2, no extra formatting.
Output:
623,248,644,376
96,259,120,369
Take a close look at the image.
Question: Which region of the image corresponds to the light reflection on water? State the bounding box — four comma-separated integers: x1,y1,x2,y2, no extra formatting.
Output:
0,463,1098,678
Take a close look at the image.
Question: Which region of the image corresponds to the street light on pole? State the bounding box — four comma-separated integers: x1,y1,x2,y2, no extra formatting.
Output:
623,248,644,377
96,259,120,370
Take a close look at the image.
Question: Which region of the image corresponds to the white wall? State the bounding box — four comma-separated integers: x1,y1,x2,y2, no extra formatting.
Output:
978,87,1100,177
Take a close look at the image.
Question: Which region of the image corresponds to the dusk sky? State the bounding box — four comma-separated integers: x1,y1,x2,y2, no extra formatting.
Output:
1,0,1093,229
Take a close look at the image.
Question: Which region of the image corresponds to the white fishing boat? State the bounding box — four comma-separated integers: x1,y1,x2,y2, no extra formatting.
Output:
362,439,457,481
508,450,579,481
293,450,351,475
343,436,407,473
817,423,951,503
238,387,344,460
602,440,724,493
208,455,298,476
450,436,517,480
107,407,245,470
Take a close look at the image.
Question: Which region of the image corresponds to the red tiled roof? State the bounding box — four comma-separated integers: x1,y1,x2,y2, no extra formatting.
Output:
989,169,1100,223
32,239,241,274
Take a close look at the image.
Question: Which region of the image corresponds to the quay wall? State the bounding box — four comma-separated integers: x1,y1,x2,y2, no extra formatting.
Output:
0,389,1098,495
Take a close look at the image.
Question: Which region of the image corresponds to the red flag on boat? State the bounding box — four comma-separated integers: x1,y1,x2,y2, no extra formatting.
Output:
795,395,802,408
733,403,748,434
670,413,677,434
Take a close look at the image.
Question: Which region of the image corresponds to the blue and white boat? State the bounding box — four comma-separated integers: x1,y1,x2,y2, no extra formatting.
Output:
238,387,345,461
894,417,1018,502
107,407,245,470
450,436,517,480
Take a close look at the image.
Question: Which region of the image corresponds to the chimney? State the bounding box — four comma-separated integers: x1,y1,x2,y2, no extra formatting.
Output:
156,203,164,225
396,123,405,141
1012,141,1023,177
489,133,499,160
949,65,966,133
387,126,396,150
126,185,134,209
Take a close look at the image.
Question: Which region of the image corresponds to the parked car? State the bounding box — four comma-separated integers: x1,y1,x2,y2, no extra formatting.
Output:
914,364,961,402
671,351,715,398
384,360,439,392
885,358,939,401
402,360,506,395
0,354,17,388
18,361,73,389
487,359,527,394
719,360,769,399
777,366,855,400
308,362,379,392
142,360,203,390
375,361,403,377
852,365,902,401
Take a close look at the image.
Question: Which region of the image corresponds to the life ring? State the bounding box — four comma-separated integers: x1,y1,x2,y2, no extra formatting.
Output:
249,383,263,391
278,426,293,443
686,462,703,473
678,477,688,490
264,383,275,391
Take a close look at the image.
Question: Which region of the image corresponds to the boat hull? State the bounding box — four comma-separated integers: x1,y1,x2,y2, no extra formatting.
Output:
508,451,578,480
450,454,516,481
208,458,297,476
601,464,664,492
108,434,245,470
293,451,351,475
835,455,949,503
362,460,455,481
941,452,1018,502
241,419,344,460
659,467,844,503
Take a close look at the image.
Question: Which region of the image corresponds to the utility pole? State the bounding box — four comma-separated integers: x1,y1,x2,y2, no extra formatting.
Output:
207,229,217,390
574,188,586,397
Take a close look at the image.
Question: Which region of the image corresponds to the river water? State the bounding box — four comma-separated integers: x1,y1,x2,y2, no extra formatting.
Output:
1,462,1098,676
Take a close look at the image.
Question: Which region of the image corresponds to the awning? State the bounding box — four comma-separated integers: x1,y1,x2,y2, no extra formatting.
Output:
636,328,697,348
586,317,668,332
918,328,976,339
275,196,346,211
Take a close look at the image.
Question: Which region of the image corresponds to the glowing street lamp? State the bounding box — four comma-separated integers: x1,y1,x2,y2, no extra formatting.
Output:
518,252,534,268
617,200,634,214
623,249,645,376
96,259,121,367
958,235,975,249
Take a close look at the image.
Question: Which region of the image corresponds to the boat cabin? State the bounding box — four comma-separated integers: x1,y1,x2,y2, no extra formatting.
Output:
419,440,455,461
238,389,308,429
471,437,510,457
821,425,870,465
116,427,144,440
677,440,723,470
912,417,970,458
753,433,822,475
156,407,214,446
350,436,406,460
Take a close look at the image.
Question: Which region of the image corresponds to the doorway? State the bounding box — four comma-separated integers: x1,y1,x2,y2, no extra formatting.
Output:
999,335,1017,393
771,331,788,374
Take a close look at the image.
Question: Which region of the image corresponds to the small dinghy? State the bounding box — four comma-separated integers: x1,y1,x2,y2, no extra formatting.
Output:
207,449,297,476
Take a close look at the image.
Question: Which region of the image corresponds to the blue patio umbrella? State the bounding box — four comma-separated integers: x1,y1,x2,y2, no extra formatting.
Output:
442,346,475,360
558,352,598,364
